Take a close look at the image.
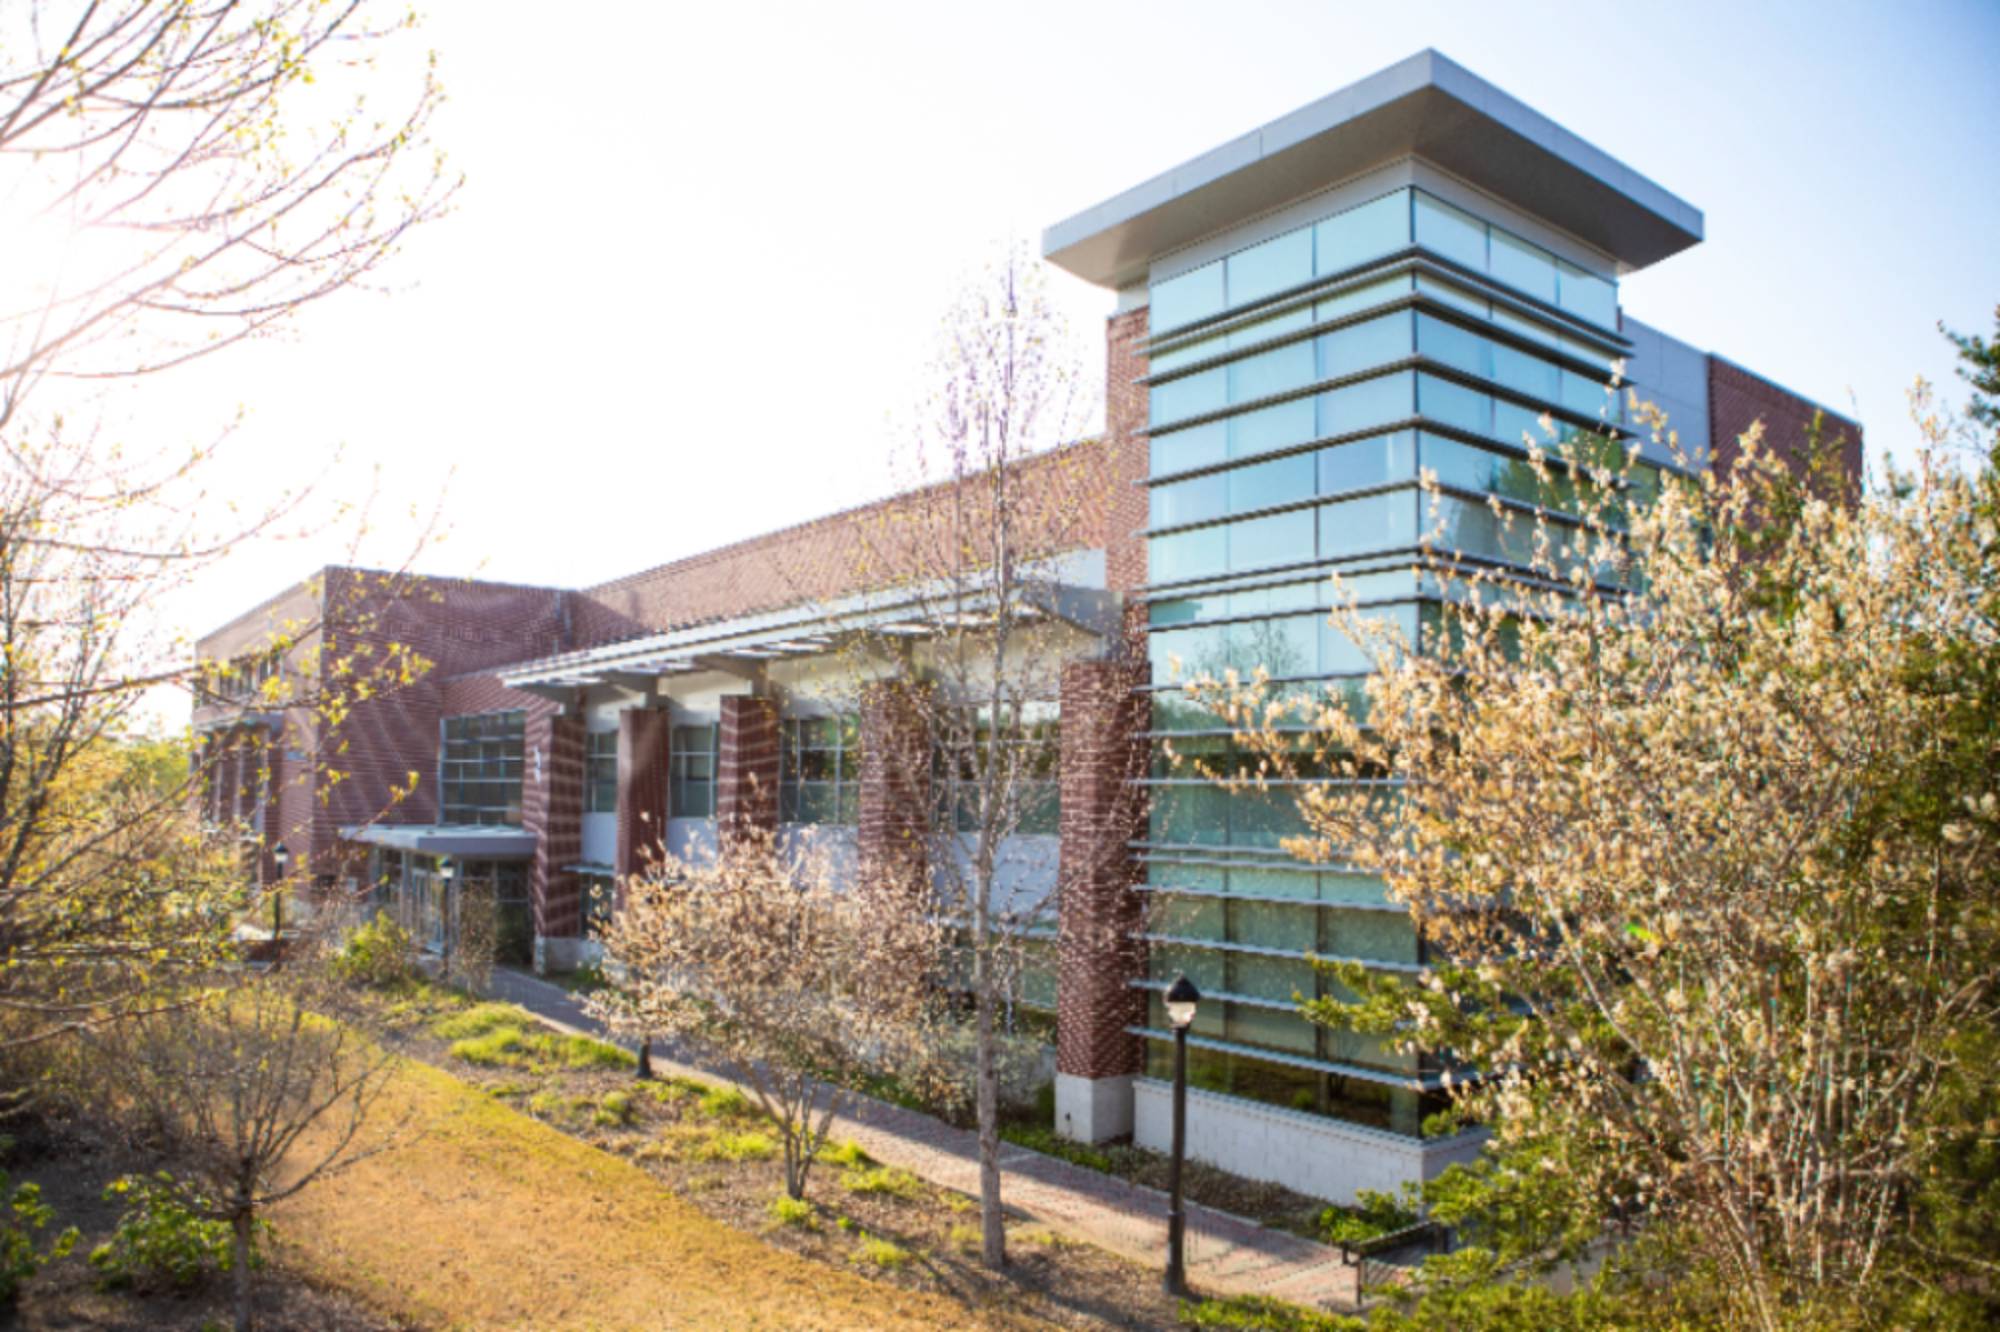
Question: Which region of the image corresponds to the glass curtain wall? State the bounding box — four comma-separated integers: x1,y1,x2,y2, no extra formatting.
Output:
1140,186,1635,1139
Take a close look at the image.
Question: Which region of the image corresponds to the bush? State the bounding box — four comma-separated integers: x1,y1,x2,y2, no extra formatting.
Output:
1182,1294,1359,1331
1319,1189,1419,1247
697,1086,753,1121
1,1168,76,1304
820,1139,871,1170
768,1196,816,1229
840,1167,922,1200
697,1132,776,1163
593,1091,635,1128
87,1173,250,1292
328,914,418,990
851,1235,910,1269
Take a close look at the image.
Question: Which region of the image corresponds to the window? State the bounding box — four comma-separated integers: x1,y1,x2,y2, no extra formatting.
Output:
780,715,859,825
671,724,717,819
440,712,525,826
944,711,1060,837
584,730,618,814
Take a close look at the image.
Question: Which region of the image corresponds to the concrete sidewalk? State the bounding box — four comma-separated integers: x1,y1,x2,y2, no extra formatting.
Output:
488,967,1361,1311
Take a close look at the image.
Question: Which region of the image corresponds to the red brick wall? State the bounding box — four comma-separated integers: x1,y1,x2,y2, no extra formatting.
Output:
616,708,670,879
531,711,586,938
1055,656,1151,1082
1708,357,1864,500
716,695,779,844
1102,306,1152,604
857,679,931,898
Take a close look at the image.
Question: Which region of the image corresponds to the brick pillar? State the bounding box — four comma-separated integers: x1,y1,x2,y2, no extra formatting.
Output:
857,679,931,898
716,694,779,846
1054,655,1150,1143
616,708,671,879
531,711,586,959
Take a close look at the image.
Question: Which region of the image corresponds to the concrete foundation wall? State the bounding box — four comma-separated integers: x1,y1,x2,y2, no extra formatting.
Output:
1133,1078,1488,1205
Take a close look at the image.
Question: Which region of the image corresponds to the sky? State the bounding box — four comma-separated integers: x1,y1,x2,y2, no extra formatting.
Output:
106,0,2000,651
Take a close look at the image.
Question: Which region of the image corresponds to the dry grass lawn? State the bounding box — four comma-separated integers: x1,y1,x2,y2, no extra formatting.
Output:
275,1055,1016,1330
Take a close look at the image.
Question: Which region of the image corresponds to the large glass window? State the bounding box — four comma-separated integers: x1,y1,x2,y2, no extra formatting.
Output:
584,729,618,814
440,712,525,826
780,715,859,825
945,712,1060,837
1225,227,1313,309
1314,190,1410,276
670,723,717,819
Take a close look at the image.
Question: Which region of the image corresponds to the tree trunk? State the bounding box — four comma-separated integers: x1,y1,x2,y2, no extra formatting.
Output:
976,979,1006,1269
232,1209,255,1332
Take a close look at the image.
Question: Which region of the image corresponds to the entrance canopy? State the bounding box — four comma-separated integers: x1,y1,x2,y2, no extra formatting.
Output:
339,824,538,858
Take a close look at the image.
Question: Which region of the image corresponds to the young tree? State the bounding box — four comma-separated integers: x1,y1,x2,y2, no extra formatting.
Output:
588,829,944,1202
824,245,1115,1268
1188,395,1998,1325
0,1,452,1047
104,959,402,1332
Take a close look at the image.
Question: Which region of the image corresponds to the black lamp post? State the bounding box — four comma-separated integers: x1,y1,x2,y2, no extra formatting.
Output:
270,843,289,938
437,856,456,970
1164,972,1201,1297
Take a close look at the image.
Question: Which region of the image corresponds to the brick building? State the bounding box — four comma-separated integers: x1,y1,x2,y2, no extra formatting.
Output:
197,50,1858,1204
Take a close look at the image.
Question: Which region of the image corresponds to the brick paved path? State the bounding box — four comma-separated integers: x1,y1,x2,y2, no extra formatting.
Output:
488,968,1361,1311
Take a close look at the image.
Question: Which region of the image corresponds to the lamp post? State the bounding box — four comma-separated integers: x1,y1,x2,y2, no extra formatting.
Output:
270,843,289,938
1164,972,1201,1297
437,856,456,972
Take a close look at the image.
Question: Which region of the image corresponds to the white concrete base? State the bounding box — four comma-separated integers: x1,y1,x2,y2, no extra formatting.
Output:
1055,1072,1134,1144
1132,1078,1488,1205
534,934,603,976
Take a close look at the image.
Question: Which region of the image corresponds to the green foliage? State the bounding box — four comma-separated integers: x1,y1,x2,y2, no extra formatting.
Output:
0,1169,77,1304
697,1086,753,1121
592,1090,635,1128
430,1002,531,1041
87,1173,253,1292
330,914,419,990
697,1131,776,1163
435,1005,635,1072
819,1139,872,1170
1179,1295,1360,1331
839,1166,921,1200
998,1122,1113,1173
850,1234,910,1269
767,1196,816,1229
1317,1188,1418,1247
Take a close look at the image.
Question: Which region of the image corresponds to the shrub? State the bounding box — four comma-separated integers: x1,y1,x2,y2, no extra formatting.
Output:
840,1167,922,1200
328,914,418,990
87,1174,250,1292
1318,1189,1418,1247
697,1132,776,1163
999,1123,1113,1173
820,1139,871,1170
697,1086,753,1121
593,1091,635,1128
1181,1294,1358,1331
557,1034,634,1070
1,1169,77,1304
851,1235,910,1269
768,1196,816,1229
431,1003,532,1042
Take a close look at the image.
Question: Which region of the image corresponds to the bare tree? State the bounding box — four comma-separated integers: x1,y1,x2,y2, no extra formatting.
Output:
589,829,944,1202
104,958,402,1332
823,245,1114,1269
0,0,452,1048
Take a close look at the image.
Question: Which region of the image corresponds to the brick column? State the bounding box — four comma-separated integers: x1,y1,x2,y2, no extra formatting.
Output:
716,694,779,846
530,711,586,962
857,679,931,898
616,708,671,879
1054,655,1151,1143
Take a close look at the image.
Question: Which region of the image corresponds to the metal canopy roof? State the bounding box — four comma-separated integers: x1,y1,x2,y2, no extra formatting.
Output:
498,572,1117,697
1043,49,1704,290
339,825,538,857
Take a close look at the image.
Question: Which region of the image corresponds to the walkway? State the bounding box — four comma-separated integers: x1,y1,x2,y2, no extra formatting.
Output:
489,967,1362,1311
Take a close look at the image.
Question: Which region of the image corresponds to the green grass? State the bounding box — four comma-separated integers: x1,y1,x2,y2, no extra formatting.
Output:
840,1166,922,1201
435,1004,635,1073
1180,1294,1360,1330
697,1086,754,1120
820,1139,872,1170
638,1077,699,1105
593,1090,636,1128
851,1235,911,1269
696,1131,776,1163
767,1196,816,1229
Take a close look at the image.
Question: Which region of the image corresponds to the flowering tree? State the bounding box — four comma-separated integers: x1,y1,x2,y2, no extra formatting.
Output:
588,829,945,1202
824,245,1114,1268
1185,393,1998,1325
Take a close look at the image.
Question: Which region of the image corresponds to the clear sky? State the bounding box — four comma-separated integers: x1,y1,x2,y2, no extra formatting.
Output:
151,0,2000,646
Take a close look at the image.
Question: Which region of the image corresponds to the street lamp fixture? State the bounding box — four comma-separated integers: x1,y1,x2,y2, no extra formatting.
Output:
1164,972,1201,1297
437,857,456,972
270,843,290,938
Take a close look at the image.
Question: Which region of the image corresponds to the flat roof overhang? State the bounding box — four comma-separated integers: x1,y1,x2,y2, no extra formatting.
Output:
1042,49,1703,290
339,825,537,858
